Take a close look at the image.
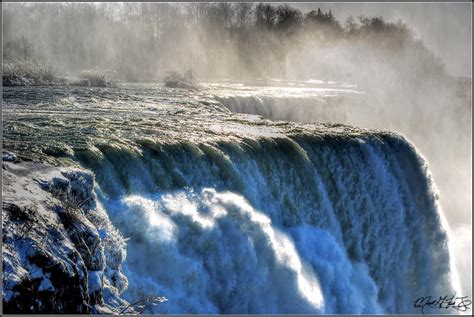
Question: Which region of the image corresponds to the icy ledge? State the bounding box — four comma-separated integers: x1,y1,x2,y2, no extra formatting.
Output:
2,152,129,313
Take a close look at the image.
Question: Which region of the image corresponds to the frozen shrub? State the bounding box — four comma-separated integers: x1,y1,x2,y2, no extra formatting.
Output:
2,60,64,86
79,70,107,87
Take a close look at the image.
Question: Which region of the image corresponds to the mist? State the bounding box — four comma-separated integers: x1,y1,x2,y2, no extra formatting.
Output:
3,1,471,301
292,2,471,77
2,3,452,81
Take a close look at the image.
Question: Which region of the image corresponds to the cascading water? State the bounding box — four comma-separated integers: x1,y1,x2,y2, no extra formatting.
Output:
2,84,460,314
78,131,456,314
210,83,395,132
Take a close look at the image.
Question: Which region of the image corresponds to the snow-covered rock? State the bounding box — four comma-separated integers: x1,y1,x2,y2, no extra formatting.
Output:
2,151,17,162
2,156,130,313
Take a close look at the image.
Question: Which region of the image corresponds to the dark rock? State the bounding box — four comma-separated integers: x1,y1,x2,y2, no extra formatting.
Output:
164,76,199,91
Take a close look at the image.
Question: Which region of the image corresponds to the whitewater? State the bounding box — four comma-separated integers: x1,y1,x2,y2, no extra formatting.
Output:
2,81,460,314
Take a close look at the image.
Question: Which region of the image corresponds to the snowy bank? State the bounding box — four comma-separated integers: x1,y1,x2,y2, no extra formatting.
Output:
2,152,129,313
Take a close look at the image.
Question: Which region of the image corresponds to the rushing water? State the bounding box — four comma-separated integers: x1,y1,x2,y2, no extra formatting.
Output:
2,82,459,313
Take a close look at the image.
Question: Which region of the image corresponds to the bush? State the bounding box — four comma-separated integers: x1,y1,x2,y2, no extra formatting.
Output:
3,60,64,86
118,295,168,315
78,70,107,87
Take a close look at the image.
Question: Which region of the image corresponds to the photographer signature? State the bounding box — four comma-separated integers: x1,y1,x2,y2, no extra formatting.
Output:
414,295,471,314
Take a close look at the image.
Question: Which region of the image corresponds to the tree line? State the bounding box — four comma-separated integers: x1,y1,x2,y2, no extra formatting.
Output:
3,2,445,83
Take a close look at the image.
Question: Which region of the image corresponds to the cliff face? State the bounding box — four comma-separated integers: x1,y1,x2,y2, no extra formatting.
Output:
2,153,129,314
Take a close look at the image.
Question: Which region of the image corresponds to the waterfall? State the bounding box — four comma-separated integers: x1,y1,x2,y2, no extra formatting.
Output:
76,131,458,314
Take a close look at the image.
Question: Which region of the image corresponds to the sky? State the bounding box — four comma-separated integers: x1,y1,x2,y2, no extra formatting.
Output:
290,2,472,77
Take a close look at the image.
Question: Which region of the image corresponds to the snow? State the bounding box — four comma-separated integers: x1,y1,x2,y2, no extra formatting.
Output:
38,277,55,292
306,79,325,84
88,271,104,293
2,151,17,162
2,154,130,313
29,265,44,280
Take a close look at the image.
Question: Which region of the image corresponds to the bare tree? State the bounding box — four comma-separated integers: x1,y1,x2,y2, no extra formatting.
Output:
275,4,302,33
255,3,277,29
234,3,253,29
